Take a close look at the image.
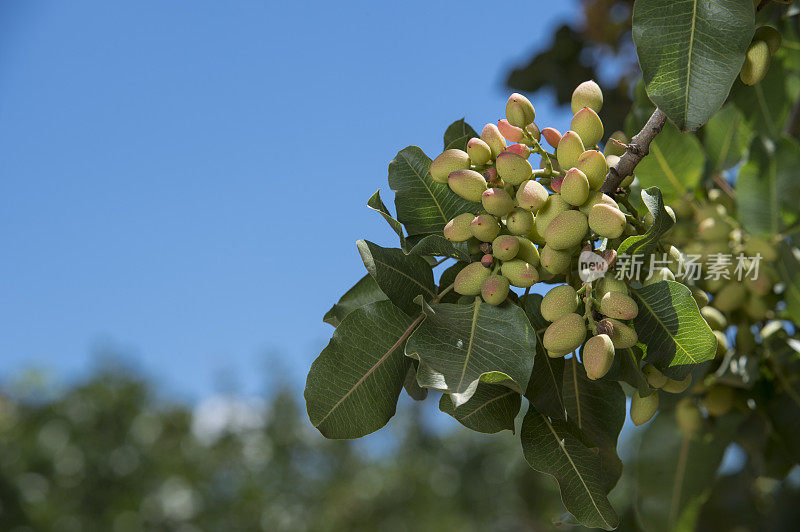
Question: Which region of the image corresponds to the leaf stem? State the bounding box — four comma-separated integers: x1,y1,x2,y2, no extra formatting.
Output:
434,283,454,302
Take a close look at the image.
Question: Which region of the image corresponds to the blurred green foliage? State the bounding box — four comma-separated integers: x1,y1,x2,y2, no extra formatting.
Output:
1,364,799,531
0,364,573,531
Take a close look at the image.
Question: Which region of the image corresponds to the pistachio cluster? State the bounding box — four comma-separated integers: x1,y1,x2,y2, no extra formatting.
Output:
432,82,686,399
436,83,632,309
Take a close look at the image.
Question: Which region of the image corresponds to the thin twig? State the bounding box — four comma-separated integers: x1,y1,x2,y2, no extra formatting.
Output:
600,108,668,195
712,174,736,199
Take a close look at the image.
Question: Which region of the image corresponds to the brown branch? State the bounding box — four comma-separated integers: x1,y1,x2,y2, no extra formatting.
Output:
600,108,668,195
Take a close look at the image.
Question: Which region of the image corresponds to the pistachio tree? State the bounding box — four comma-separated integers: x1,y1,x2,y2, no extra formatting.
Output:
306,1,800,528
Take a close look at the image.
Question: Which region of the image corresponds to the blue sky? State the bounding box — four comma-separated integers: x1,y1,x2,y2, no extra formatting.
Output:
0,0,576,399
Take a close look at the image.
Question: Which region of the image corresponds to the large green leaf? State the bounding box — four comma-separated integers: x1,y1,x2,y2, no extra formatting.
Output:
633,280,717,379
387,146,479,236
323,275,388,327
634,122,705,203
357,240,436,316
403,360,428,401
731,61,790,139
439,383,521,434
636,411,738,532
305,300,418,439
562,359,626,493
617,187,675,258
523,295,567,419
406,234,470,262
367,189,406,248
777,244,800,324
701,104,753,172
632,0,754,131
736,138,800,237
405,299,536,406
443,118,478,152
605,345,651,395
521,405,619,530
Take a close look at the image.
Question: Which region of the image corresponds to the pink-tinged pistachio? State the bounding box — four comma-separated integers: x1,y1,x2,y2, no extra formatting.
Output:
469,213,501,242
481,274,510,305
583,334,615,380
504,143,531,158
491,235,520,261
448,169,487,202
481,123,507,158
516,179,549,212
541,127,562,149
480,254,494,268
495,151,533,186
498,119,524,143
481,187,515,217
501,259,539,287
454,262,492,296
506,207,534,235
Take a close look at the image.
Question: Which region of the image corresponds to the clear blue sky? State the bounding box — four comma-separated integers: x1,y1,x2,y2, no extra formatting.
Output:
0,0,576,399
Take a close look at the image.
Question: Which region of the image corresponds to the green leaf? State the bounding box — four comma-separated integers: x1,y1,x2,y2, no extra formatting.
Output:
439,383,521,434
323,275,388,327
437,262,467,304
305,300,419,439
562,359,626,493
521,405,619,530
731,60,790,139
634,121,705,203
776,244,800,324
387,146,479,237
367,189,406,248
633,281,717,379
403,359,428,401
405,299,536,406
605,345,651,395
736,138,800,237
632,0,754,131
357,240,436,316
406,234,470,262
701,104,753,171
523,295,567,419
617,187,675,258
443,118,478,151
636,411,738,532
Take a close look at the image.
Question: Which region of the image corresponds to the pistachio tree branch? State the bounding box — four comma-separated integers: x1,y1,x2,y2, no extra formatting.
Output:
600,108,667,195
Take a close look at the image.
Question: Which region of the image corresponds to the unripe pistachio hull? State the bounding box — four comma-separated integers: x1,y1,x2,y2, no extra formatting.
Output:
540,284,579,322
542,313,586,354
